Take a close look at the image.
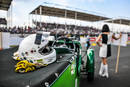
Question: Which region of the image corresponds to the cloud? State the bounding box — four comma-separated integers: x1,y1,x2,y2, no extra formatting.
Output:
86,0,105,3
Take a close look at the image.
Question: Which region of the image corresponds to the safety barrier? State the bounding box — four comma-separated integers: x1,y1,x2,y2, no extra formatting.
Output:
0,32,10,50
90,37,96,42
128,37,130,41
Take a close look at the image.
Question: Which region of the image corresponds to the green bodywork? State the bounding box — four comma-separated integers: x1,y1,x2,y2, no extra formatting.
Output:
51,58,80,87
50,39,94,87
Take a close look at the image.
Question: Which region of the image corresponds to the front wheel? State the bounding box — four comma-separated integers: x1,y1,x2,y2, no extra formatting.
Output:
86,49,95,81
17,68,26,73
87,72,94,81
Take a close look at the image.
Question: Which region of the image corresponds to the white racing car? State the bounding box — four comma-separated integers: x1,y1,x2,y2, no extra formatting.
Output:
13,32,56,73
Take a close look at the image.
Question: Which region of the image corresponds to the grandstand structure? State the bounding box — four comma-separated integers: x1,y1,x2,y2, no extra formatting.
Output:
29,5,110,32
0,1,130,32
0,0,13,27
29,5,111,33
29,5,130,32
30,5,109,22
0,18,7,25
0,0,13,50
29,5,130,26
0,0,12,11
105,18,130,26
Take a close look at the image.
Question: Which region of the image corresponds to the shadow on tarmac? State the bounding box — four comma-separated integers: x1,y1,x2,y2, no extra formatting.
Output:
80,45,130,87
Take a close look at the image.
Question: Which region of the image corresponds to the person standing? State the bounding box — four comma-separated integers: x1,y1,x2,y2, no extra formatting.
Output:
86,34,90,50
96,24,122,78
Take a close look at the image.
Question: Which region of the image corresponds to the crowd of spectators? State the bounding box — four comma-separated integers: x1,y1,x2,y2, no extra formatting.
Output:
0,26,37,34
0,22,129,36
0,18,7,25
0,22,101,36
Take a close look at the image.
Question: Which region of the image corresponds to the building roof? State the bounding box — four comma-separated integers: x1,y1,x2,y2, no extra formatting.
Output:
30,5,110,22
0,0,12,11
106,19,130,26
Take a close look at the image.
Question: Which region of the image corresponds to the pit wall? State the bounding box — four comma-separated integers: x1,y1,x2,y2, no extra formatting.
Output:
0,33,130,50
0,32,10,50
0,32,24,50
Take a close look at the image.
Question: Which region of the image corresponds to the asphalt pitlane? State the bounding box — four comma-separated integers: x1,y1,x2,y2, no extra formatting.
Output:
80,45,130,87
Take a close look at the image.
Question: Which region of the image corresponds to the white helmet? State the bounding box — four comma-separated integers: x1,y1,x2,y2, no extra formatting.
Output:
14,33,56,65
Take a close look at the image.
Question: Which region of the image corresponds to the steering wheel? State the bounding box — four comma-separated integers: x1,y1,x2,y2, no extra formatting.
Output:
52,37,75,52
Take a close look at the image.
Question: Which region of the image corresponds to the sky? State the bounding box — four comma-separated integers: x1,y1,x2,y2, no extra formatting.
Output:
0,0,130,27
